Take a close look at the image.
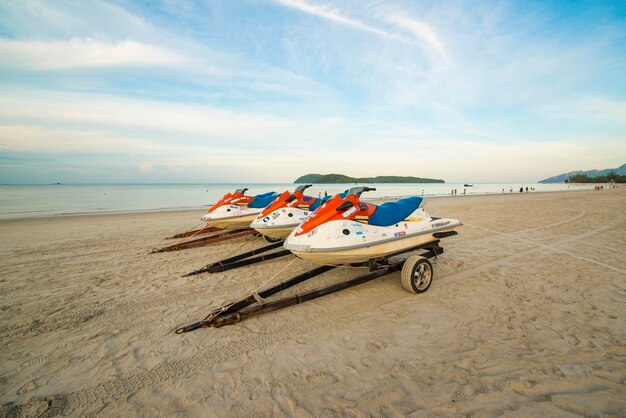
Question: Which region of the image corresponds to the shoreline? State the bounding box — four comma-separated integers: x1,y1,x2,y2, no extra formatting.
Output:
0,187,610,222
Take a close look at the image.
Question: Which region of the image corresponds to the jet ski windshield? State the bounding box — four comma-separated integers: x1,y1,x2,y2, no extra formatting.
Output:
336,201,354,211
294,184,312,193
258,187,318,217
345,186,376,198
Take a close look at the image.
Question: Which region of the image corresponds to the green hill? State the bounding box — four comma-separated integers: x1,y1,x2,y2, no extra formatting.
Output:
294,173,444,184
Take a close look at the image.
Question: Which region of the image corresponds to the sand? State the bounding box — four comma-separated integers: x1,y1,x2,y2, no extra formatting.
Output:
1,189,625,417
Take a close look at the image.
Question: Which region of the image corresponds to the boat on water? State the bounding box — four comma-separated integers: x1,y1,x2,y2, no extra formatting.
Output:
201,188,279,229
284,187,462,265
464,184,473,187
250,184,338,239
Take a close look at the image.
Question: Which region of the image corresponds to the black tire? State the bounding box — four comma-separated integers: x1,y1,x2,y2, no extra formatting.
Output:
262,234,283,243
401,256,434,294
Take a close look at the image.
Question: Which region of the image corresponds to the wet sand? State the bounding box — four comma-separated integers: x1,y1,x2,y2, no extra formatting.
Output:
1,189,625,416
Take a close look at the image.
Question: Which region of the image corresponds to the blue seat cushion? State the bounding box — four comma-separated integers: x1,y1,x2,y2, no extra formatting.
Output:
368,197,422,227
249,192,280,208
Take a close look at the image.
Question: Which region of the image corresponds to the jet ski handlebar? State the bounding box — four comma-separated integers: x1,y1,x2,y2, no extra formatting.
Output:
295,184,313,193
345,186,377,198
234,188,249,194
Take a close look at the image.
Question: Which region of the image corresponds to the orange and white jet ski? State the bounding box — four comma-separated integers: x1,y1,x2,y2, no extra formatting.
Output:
283,187,461,265
250,184,331,239
201,188,279,229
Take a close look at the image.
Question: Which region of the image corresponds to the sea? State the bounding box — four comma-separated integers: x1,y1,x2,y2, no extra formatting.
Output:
0,182,596,220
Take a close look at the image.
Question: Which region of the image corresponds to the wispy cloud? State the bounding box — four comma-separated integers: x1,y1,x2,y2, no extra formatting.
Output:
274,0,450,64
0,38,186,70
538,97,626,125
274,0,410,43
0,91,291,140
386,15,449,63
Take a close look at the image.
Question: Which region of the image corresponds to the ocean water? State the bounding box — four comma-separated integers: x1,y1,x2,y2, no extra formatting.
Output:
0,182,596,220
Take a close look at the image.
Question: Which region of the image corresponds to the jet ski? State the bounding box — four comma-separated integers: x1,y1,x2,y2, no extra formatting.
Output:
201,188,279,229
283,187,462,265
250,184,333,239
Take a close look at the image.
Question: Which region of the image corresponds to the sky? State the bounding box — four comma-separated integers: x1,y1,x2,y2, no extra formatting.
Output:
0,0,625,184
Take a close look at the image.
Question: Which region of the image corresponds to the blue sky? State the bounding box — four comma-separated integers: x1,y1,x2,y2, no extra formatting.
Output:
0,0,625,184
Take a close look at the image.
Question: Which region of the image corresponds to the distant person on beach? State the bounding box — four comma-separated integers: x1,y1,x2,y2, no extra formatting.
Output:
525,187,529,192
451,189,454,196
502,188,504,194
454,188,457,195
324,191,328,197
464,188,467,195
520,187,523,193
318,192,322,198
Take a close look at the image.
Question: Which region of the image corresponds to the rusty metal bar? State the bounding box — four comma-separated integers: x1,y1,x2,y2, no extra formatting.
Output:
151,229,255,253
184,241,287,276
167,226,222,239
207,250,292,273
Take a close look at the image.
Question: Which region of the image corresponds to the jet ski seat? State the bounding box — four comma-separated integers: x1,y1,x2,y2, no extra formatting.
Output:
248,192,279,208
369,197,422,227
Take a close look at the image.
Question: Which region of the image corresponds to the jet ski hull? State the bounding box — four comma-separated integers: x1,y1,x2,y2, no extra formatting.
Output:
204,213,260,229
253,224,298,239
251,207,313,239
289,227,458,265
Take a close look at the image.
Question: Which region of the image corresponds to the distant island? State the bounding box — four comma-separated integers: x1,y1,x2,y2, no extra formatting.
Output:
294,173,445,184
539,163,626,183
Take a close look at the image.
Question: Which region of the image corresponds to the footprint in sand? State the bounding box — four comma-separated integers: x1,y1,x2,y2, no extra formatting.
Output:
365,339,388,353
17,377,49,394
20,354,52,369
319,406,360,418
305,371,340,387
361,339,389,367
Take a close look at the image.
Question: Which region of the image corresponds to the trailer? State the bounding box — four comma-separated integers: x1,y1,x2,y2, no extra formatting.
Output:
176,240,444,333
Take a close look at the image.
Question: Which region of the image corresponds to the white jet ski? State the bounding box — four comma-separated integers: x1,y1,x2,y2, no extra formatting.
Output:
284,187,462,265
250,184,334,239
201,188,279,229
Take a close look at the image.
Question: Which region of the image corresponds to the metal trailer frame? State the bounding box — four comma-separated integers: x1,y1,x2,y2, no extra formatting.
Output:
176,240,443,333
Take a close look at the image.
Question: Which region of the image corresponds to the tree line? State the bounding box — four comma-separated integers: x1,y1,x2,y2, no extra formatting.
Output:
566,171,625,183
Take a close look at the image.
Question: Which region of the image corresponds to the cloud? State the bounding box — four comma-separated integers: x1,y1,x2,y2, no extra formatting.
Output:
538,97,626,125
0,38,186,70
386,15,449,63
274,0,410,43
138,163,153,172
0,91,294,140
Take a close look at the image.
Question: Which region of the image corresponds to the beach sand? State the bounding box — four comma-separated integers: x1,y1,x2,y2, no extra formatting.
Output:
1,189,625,417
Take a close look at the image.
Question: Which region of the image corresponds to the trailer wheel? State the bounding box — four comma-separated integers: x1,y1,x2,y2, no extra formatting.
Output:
401,256,434,294
263,235,283,243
